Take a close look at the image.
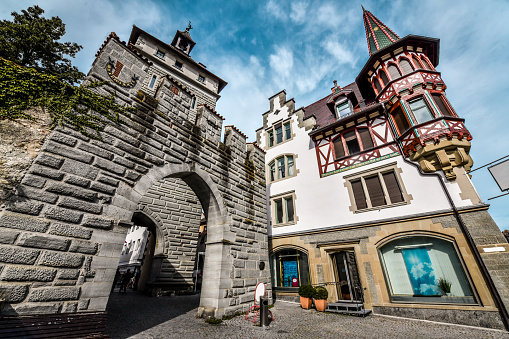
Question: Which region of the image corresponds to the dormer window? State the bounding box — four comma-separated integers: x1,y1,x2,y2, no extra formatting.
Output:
336,101,351,119
156,50,165,59
198,75,205,83
174,60,183,70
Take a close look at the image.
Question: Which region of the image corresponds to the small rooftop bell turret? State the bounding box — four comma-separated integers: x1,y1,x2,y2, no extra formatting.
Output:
171,21,196,55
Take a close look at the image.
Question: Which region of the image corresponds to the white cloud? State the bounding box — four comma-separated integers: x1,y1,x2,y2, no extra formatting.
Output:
322,38,356,66
290,2,307,23
265,0,286,21
269,47,294,79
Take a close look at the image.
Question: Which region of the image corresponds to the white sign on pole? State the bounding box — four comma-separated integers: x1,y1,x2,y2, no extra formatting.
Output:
488,159,509,192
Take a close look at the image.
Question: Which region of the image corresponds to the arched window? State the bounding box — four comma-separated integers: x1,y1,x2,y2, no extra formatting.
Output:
373,78,382,94
399,58,414,75
412,55,423,69
268,154,296,182
420,56,432,71
379,235,476,304
270,248,309,289
388,64,402,81
379,70,390,87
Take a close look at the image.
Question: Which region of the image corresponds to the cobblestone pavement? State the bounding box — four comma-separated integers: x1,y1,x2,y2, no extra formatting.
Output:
106,291,509,339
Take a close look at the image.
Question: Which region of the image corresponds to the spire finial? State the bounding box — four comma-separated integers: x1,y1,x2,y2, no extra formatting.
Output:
363,10,400,56
361,5,366,12
186,21,193,32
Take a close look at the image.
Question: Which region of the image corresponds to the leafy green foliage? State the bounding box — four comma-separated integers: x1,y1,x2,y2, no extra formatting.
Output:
437,277,452,294
0,5,84,84
298,284,314,298
205,316,223,325
313,286,328,300
0,58,132,139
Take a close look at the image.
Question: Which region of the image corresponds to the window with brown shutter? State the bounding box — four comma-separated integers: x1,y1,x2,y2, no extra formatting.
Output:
351,179,367,209
432,94,453,117
421,56,432,70
373,78,382,94
344,131,360,155
365,175,386,207
388,64,401,81
333,137,345,159
391,106,410,134
379,70,389,86
358,128,374,150
399,58,414,75
412,55,423,69
382,171,404,203
347,166,409,212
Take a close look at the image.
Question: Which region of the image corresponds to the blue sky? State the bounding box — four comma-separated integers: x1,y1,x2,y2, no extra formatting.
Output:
1,0,508,229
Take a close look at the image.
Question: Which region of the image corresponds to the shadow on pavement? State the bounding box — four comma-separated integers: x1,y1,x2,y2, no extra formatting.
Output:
106,291,200,339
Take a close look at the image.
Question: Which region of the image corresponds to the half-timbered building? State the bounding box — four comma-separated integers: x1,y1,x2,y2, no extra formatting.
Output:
256,8,509,329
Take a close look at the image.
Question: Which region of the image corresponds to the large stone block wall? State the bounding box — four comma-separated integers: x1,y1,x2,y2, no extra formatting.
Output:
136,177,202,286
459,209,509,315
0,35,270,318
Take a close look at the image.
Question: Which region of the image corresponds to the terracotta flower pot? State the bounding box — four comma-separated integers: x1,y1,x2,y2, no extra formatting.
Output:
314,299,327,312
300,296,312,309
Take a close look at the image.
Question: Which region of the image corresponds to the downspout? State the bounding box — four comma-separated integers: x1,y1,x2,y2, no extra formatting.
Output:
387,111,509,331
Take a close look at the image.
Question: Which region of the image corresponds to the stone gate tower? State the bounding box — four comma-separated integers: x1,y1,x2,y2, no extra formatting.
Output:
0,25,270,336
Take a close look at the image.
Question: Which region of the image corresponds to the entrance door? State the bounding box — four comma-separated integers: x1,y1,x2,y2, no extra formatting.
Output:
332,251,363,302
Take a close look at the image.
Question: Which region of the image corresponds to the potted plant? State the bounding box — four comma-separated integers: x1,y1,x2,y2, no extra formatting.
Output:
313,286,329,312
298,284,314,309
437,277,452,296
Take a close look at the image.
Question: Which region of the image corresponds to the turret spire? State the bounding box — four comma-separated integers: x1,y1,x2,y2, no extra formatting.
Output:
362,9,400,56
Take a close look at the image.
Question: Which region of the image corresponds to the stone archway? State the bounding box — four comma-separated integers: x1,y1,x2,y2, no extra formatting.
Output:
0,30,270,333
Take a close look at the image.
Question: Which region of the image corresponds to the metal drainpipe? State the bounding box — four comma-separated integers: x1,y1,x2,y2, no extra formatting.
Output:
387,114,509,330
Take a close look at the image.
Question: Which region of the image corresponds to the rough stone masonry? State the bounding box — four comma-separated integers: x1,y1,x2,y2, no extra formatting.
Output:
0,33,270,318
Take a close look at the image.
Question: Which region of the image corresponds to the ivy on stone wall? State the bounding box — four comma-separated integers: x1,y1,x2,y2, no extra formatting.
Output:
0,58,132,139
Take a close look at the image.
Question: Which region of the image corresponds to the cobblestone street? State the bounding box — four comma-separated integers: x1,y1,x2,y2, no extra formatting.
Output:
106,291,509,338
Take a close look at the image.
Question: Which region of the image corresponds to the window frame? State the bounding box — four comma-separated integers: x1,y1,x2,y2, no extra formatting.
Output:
335,100,352,119
387,63,402,81
156,50,165,59
344,162,412,213
270,247,310,291
174,60,183,70
377,234,479,305
266,119,293,149
407,96,436,125
198,74,205,83
270,191,298,227
148,75,157,89
267,154,298,183
398,57,414,75
332,127,375,160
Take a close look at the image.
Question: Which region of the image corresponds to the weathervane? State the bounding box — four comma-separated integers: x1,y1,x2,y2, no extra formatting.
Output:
186,21,193,32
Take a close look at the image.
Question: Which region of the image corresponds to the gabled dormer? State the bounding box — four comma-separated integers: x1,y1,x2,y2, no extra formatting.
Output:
170,22,196,55
327,81,359,120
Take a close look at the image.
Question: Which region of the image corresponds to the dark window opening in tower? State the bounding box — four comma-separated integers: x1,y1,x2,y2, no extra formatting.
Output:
388,64,402,81
432,94,454,117
379,70,390,86
399,58,414,75
391,106,410,134
373,78,382,94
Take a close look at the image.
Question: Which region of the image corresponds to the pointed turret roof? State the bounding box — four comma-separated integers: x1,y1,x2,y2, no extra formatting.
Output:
362,8,400,56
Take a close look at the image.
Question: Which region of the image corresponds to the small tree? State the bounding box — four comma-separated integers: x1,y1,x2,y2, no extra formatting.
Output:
0,5,84,84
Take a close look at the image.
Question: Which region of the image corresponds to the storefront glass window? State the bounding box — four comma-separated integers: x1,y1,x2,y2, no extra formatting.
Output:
270,248,309,290
379,236,476,304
